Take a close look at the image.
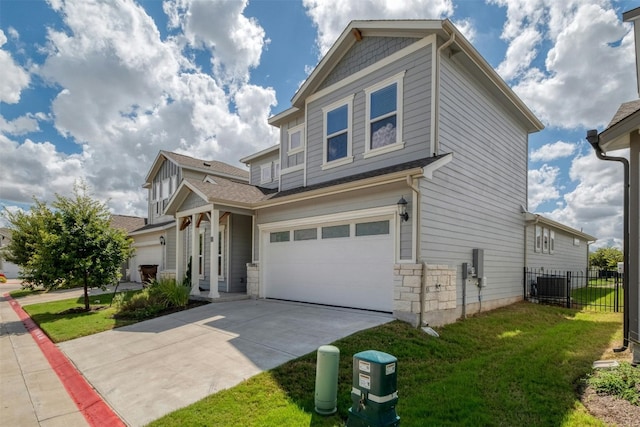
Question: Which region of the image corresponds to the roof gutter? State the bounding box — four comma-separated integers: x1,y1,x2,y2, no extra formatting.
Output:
587,129,630,351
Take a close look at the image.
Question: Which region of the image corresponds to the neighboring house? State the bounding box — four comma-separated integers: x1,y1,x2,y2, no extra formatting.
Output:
524,214,596,274
150,19,595,328
0,228,20,279
132,150,251,287
110,215,146,281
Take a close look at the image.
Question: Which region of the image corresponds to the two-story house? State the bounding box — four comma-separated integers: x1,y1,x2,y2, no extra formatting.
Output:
130,151,251,288
156,19,593,327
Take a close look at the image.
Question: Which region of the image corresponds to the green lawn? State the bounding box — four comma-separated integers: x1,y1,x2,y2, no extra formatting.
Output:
572,285,624,310
22,291,139,342
149,303,623,427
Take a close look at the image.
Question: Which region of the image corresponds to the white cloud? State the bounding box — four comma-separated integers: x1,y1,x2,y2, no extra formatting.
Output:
0,114,40,136
163,0,267,85
528,164,561,210
302,0,454,56
3,0,278,216
539,150,626,248
530,140,577,162
490,0,635,129
0,29,30,104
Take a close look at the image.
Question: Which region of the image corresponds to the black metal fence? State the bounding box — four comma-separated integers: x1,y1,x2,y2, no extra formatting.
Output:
524,268,623,312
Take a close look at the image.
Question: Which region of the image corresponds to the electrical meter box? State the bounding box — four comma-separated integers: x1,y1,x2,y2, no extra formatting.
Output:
347,350,400,427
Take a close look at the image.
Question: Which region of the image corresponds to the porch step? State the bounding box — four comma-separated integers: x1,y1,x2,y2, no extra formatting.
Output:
191,292,251,303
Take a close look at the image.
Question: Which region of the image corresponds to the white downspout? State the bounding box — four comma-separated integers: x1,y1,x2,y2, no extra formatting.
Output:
433,30,455,156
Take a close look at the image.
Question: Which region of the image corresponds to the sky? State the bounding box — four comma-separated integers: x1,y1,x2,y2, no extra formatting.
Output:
0,0,637,249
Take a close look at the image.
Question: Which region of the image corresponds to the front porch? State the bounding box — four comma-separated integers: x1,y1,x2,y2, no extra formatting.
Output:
191,289,251,303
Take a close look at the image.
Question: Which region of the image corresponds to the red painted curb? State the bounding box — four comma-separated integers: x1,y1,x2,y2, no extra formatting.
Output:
5,293,126,427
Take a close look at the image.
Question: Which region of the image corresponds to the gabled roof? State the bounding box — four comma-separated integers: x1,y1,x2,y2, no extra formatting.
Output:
164,176,276,215
110,215,146,233
143,151,249,187
129,220,176,235
275,19,542,133
599,99,640,152
239,144,279,165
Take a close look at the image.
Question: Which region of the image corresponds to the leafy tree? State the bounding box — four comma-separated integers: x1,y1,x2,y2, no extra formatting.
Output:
4,184,134,310
589,247,623,270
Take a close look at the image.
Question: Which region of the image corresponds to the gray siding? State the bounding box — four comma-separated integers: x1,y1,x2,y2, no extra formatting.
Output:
319,37,419,90
182,192,208,211
306,42,432,187
165,225,176,270
228,214,252,292
419,53,530,305
280,168,304,191
250,152,280,189
255,182,409,261
526,225,589,273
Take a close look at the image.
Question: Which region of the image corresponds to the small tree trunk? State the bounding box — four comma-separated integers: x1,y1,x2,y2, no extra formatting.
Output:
83,270,90,311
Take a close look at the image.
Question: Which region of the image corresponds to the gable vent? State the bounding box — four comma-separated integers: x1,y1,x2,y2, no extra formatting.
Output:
203,162,211,167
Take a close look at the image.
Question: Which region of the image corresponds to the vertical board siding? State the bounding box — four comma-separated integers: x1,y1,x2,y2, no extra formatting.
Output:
305,41,432,187
150,160,180,224
420,53,529,304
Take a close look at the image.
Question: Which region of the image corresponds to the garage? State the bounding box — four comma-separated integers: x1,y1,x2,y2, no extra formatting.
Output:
262,216,394,312
131,244,162,283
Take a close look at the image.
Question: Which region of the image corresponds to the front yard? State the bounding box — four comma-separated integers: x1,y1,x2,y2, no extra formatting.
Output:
149,303,632,427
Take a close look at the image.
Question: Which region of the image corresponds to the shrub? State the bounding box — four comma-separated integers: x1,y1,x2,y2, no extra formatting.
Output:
587,362,640,406
149,277,190,308
114,287,166,320
0,273,6,283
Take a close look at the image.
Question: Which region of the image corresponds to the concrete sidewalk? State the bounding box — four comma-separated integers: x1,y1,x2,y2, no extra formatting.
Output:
0,281,87,426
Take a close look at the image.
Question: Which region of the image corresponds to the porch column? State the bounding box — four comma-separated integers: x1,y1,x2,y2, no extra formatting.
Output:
209,208,220,298
190,213,199,296
176,216,183,283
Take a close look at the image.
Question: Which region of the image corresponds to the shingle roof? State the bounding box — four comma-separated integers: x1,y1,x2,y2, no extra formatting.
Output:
110,215,147,233
184,177,276,205
271,155,448,199
161,151,249,180
606,99,640,129
131,220,175,233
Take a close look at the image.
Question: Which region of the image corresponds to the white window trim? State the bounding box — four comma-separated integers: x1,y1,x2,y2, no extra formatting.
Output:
364,71,406,159
260,163,272,184
280,163,304,175
274,160,280,181
550,230,555,254
322,94,355,170
162,178,170,199
534,225,542,253
288,123,305,155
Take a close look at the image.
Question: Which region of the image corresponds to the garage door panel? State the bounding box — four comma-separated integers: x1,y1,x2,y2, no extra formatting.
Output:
264,222,393,312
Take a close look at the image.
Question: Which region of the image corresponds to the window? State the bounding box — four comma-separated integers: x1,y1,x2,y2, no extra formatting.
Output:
218,226,226,280
535,225,542,253
170,175,177,194
574,238,581,246
288,124,304,153
270,231,290,243
260,163,272,183
356,220,390,236
154,182,160,201
162,178,170,199
542,228,549,253
322,224,350,239
294,228,317,241
323,95,354,167
365,72,405,156
274,160,280,181
198,229,205,279
550,231,555,254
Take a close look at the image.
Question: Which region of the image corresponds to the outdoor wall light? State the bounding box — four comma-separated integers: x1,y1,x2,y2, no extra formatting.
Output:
397,196,409,222
159,236,166,245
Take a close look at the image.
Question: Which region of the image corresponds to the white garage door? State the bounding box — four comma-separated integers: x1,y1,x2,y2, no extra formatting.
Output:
263,218,394,312
131,245,162,282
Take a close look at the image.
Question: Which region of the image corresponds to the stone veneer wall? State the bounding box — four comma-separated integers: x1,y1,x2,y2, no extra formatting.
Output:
246,263,260,298
393,263,457,327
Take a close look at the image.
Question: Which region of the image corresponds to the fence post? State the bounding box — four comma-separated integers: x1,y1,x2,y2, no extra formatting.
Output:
615,272,619,313
523,267,527,301
566,271,571,308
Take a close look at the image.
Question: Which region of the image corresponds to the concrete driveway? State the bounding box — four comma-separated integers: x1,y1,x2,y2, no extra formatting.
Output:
58,299,393,426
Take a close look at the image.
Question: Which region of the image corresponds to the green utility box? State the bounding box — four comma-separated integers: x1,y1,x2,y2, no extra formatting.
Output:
315,345,340,415
347,350,400,427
